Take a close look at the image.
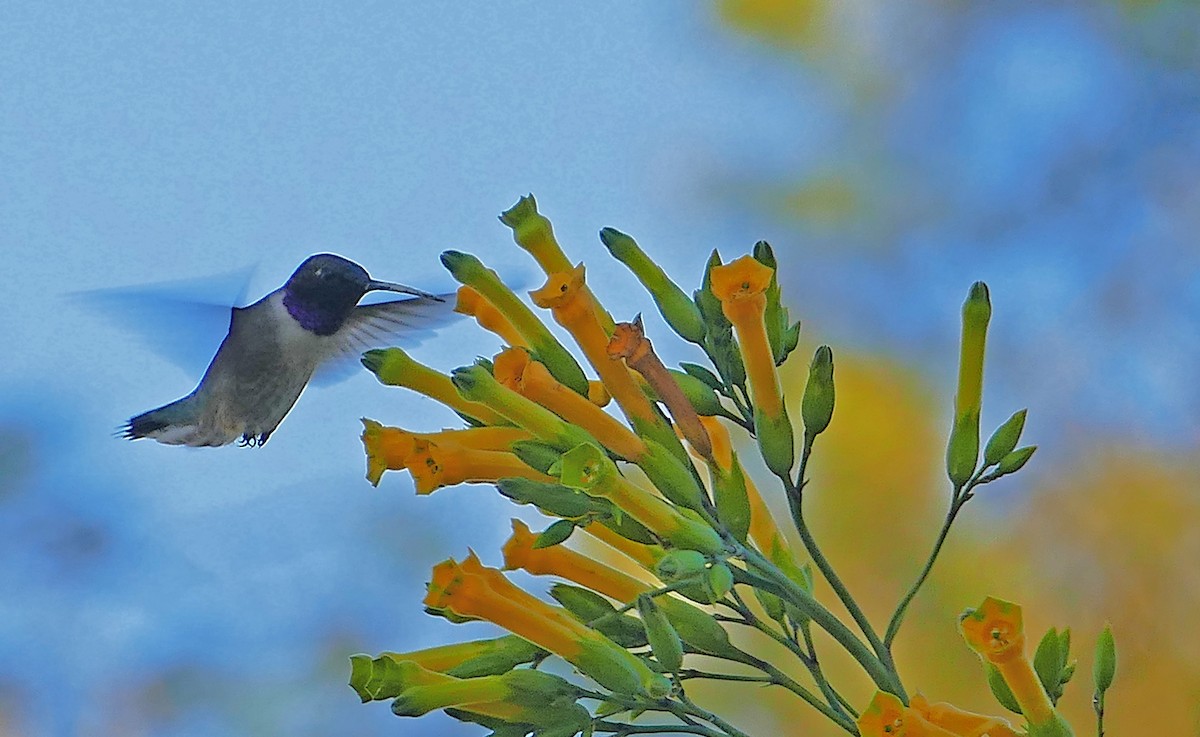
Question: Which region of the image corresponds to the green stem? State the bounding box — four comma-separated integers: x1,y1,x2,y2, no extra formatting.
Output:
593,721,726,737
675,688,752,737
737,543,906,701
1094,691,1105,737
883,486,969,649
800,620,857,720
784,440,899,680
724,590,856,732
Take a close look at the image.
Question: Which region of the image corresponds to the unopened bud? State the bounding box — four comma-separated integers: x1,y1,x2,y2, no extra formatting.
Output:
638,594,684,673
801,345,835,441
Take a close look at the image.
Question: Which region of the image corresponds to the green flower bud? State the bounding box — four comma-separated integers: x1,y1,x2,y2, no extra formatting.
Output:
657,597,741,659
441,250,590,396
984,409,1027,468
600,227,706,344
638,594,684,673
654,550,708,582
996,445,1037,476
638,438,709,512
946,408,980,488
711,455,751,543
801,345,835,441
946,281,991,486
705,562,734,600
549,584,648,649
534,520,577,549
755,404,796,478
1093,624,1116,694
667,369,725,417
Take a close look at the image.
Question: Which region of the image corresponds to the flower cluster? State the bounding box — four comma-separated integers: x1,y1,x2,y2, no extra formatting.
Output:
350,196,1116,737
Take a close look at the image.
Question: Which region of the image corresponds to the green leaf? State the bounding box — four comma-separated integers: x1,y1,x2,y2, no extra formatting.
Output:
986,662,1023,714
983,409,1027,468
679,362,724,390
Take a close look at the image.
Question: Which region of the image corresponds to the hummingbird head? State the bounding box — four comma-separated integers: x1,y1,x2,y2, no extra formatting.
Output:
282,254,440,336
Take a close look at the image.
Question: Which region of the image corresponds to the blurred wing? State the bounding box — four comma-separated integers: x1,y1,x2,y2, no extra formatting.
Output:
71,265,258,376
311,294,459,386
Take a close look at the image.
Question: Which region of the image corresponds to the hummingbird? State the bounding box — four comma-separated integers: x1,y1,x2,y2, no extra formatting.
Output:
122,253,452,447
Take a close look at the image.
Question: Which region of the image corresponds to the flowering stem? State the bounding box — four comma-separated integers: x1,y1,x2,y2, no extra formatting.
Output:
883,476,976,650
783,439,899,684
592,722,727,737
722,590,857,732
735,542,906,701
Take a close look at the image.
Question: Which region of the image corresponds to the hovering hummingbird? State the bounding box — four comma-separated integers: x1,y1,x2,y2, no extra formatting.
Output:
122,253,452,447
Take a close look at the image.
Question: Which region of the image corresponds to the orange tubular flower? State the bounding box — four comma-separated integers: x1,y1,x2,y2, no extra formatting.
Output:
455,286,529,348
709,255,794,476
530,265,672,449
503,520,653,603
909,695,1021,737
608,319,713,461
959,597,1058,728
857,692,959,737
393,437,553,495
709,256,782,418
493,347,647,461
425,552,670,697
360,420,534,486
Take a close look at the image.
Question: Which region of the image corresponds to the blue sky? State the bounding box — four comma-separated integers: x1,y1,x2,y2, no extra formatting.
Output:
1,2,1196,736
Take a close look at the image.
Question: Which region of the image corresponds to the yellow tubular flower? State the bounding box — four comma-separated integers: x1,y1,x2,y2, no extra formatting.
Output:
493,347,648,461
402,438,554,495
909,695,1021,737
529,265,677,452
608,319,713,461
362,347,508,426
959,597,1059,728
581,521,665,569
709,255,783,418
503,520,652,602
425,553,669,697
455,286,529,348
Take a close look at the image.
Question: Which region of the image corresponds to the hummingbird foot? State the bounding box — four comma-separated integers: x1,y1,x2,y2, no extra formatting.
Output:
237,431,272,448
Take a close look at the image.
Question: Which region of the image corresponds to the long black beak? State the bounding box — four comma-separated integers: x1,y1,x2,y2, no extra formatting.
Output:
367,279,445,302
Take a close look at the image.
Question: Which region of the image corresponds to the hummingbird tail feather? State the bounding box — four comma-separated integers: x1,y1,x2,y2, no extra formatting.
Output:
123,396,210,445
